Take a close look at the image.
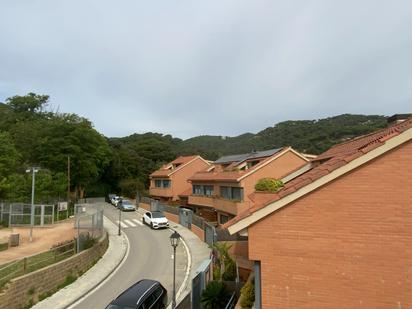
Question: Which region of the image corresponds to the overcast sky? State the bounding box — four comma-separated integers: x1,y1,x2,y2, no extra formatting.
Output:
0,1,411,139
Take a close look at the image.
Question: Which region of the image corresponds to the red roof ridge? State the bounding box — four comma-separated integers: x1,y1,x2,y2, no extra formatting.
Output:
225,117,412,231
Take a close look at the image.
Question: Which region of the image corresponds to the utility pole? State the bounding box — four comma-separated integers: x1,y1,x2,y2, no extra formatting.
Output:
67,156,70,219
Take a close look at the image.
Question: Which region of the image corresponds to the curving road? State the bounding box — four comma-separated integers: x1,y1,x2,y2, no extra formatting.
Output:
70,203,188,309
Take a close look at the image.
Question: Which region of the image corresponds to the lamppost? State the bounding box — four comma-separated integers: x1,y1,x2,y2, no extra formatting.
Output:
118,199,122,236
26,167,39,242
170,230,181,309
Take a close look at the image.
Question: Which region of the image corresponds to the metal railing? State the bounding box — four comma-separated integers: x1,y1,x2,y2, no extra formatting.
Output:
0,241,75,288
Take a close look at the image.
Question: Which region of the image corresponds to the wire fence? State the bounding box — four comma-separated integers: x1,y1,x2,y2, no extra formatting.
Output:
0,202,55,227
74,203,104,251
0,240,75,289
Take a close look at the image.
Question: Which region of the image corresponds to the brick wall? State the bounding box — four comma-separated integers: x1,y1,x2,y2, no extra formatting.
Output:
248,140,412,308
164,212,179,224
139,202,150,211
191,224,204,242
0,234,108,309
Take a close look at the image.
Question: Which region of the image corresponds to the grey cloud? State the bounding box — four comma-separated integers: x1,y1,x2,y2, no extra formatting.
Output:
1,1,411,138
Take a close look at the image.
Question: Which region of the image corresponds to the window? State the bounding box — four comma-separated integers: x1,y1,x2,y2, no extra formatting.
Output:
220,186,243,201
162,180,171,188
220,186,231,199
232,187,243,201
154,179,170,188
155,180,162,188
220,214,229,224
193,184,214,196
204,185,214,196
193,185,203,195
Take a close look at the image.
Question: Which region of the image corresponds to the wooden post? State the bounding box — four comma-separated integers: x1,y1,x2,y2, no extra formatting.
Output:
23,257,27,273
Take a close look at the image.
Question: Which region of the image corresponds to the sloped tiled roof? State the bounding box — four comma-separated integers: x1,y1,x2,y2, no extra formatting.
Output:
214,148,282,164
224,118,412,229
150,155,199,177
189,148,287,182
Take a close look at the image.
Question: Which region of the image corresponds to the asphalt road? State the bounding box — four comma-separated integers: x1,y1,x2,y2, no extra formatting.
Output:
72,202,187,309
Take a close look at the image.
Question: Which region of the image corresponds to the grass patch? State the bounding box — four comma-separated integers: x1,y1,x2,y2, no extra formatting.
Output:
0,241,75,289
0,242,8,252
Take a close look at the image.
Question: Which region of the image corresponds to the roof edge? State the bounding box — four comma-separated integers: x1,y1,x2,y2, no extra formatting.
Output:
168,155,206,177
236,147,308,182
228,126,412,234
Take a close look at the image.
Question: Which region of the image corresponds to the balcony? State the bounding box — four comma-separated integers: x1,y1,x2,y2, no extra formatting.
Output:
149,187,173,198
188,195,249,216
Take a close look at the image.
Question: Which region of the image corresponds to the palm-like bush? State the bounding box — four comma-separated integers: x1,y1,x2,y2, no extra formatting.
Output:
201,281,230,309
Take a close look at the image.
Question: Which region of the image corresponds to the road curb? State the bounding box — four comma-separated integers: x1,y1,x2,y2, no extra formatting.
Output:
32,216,129,309
66,223,130,308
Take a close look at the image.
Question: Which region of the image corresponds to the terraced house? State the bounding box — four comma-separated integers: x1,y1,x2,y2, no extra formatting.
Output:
188,147,310,225
226,117,412,309
149,155,210,203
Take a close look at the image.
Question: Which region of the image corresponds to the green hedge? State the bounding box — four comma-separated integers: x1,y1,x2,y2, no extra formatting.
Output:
254,178,284,192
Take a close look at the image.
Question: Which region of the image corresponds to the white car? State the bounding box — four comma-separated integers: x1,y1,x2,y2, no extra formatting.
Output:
111,196,121,207
143,211,169,229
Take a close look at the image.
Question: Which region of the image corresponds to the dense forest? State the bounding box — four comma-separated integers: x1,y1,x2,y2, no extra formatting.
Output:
0,93,388,202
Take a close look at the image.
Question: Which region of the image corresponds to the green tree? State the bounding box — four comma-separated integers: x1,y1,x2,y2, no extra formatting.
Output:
5,93,49,114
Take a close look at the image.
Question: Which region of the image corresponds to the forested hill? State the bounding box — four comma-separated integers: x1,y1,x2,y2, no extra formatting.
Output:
169,114,387,159
0,93,389,199
107,114,387,193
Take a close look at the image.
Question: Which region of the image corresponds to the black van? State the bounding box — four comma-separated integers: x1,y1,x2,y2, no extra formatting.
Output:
106,280,167,309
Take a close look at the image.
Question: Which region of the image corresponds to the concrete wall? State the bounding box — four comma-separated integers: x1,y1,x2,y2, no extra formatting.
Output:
248,140,412,308
0,234,108,309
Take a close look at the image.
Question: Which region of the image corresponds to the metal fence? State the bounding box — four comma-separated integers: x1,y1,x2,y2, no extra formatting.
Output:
139,196,247,243
0,240,75,288
74,203,104,252
0,203,54,227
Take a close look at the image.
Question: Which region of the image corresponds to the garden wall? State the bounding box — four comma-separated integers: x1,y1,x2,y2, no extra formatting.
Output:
0,233,108,309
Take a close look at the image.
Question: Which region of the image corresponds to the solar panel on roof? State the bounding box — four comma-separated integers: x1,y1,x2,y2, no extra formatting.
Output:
214,148,282,164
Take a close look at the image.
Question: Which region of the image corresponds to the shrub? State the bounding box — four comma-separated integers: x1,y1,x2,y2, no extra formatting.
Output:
201,281,230,309
255,178,284,192
222,258,236,281
240,280,255,308
75,233,96,251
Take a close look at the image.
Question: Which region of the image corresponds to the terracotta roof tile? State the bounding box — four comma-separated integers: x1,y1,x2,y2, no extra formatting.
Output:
225,117,412,229
189,147,288,182
150,155,199,177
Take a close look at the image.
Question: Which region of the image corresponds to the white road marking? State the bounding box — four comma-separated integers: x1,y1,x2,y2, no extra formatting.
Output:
116,221,128,228
132,218,143,226
124,219,136,227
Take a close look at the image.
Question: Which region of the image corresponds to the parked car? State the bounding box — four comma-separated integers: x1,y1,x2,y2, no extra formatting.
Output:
105,279,167,309
106,194,116,203
111,196,121,207
143,211,169,229
118,199,136,211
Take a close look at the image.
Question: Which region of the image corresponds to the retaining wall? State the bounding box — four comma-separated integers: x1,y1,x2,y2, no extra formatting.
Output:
0,233,108,309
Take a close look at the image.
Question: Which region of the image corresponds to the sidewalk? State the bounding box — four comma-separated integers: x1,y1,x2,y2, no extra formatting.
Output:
173,223,211,304
32,217,128,309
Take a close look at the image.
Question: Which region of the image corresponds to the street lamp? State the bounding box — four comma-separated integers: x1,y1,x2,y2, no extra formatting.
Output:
26,167,39,242
170,230,181,309
118,198,123,236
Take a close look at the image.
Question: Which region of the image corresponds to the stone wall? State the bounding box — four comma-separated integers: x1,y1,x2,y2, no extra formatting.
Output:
0,233,108,309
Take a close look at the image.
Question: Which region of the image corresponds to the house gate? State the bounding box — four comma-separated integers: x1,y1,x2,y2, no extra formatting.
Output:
204,222,216,246
179,208,192,228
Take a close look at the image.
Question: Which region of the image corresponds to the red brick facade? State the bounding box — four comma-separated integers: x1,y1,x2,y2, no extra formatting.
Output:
249,141,412,308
